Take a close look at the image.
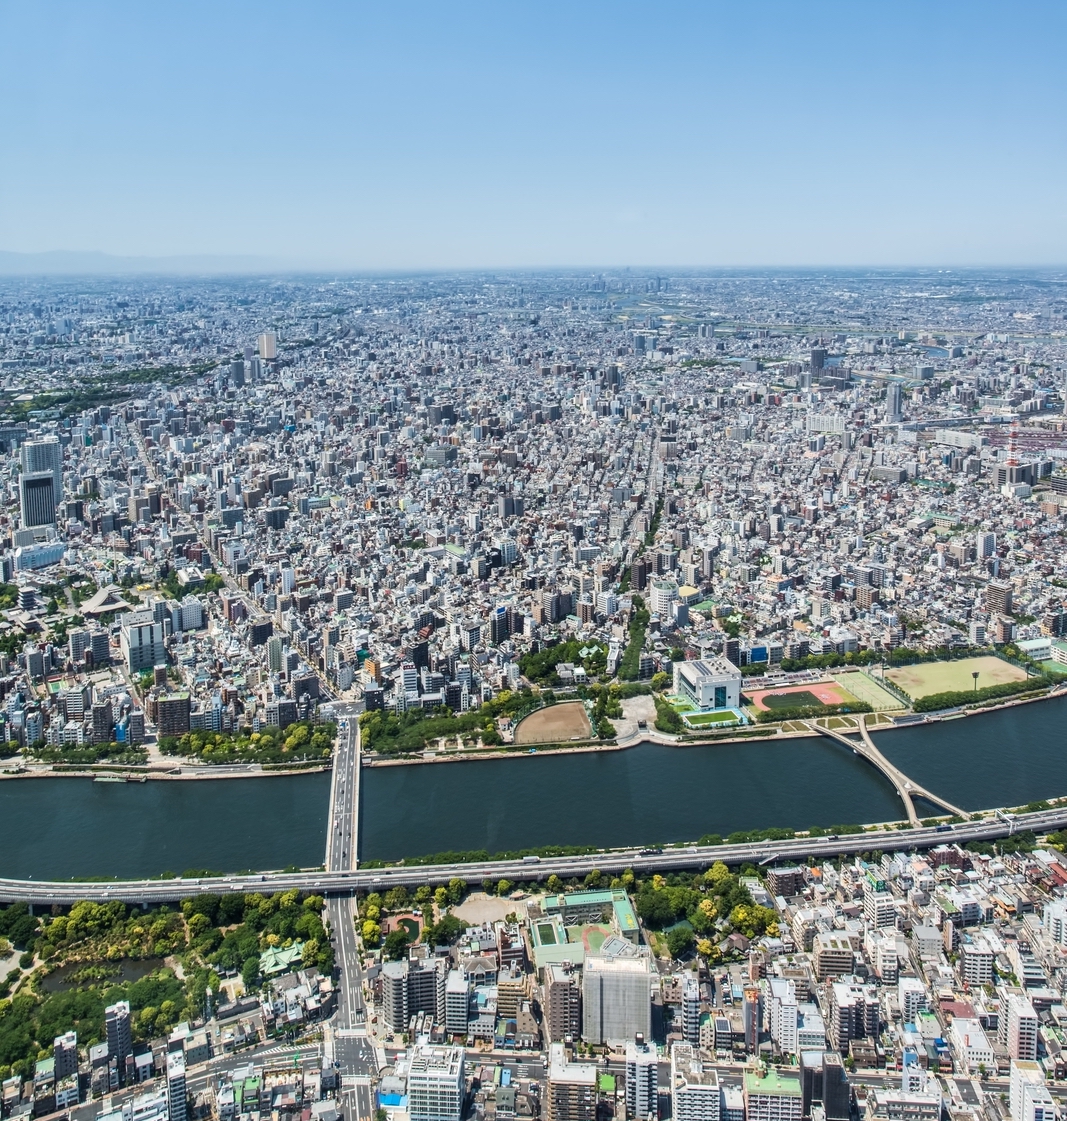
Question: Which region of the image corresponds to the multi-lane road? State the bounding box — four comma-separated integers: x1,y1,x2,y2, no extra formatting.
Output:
324,711,377,1121
3,805,1065,906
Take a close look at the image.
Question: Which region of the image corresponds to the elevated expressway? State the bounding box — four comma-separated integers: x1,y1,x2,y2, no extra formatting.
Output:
3,806,1065,907
808,714,970,826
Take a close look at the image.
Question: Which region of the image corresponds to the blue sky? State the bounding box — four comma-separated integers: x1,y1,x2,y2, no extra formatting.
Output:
1,1,1065,268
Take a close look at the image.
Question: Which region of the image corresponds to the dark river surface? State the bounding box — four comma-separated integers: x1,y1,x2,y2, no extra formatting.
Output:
2,695,1064,879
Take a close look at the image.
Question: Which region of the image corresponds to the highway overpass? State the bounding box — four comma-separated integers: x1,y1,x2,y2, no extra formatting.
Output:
1,805,1064,906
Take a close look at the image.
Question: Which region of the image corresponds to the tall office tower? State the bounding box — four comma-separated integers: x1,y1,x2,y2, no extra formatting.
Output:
20,472,57,527
670,1043,720,1121
810,347,827,373
886,383,903,422
976,531,997,559
258,331,277,360
105,1000,132,1070
22,435,62,499
166,1051,186,1121
625,1035,658,1120
582,945,652,1047
547,1043,598,1121
407,1042,465,1121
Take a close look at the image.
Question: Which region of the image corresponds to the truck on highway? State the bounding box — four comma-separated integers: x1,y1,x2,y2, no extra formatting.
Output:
522,855,541,864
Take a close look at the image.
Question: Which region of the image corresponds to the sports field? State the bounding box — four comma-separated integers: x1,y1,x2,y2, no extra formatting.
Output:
886,655,1026,700
566,923,612,953
745,680,858,712
839,671,907,711
515,700,591,743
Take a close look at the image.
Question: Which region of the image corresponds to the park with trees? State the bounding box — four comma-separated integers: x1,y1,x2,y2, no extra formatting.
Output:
159,720,336,766
0,889,332,1082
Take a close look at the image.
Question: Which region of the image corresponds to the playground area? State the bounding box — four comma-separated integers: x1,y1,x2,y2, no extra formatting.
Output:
566,923,613,953
744,679,859,712
886,655,1027,700
514,700,591,743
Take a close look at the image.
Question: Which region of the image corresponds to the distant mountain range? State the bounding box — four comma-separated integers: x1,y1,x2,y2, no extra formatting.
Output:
0,250,291,276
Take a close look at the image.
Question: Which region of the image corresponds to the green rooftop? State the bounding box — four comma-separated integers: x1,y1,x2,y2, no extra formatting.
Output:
744,1070,802,1097
259,941,304,976
543,888,639,938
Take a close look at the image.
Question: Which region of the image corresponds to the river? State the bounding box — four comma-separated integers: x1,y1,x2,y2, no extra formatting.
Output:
1,696,1065,879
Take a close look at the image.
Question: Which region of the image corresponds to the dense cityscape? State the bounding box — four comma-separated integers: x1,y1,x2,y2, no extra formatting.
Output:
0,267,1066,1121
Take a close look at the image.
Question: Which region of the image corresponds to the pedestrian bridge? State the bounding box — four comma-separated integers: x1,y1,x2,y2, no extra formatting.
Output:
807,714,970,828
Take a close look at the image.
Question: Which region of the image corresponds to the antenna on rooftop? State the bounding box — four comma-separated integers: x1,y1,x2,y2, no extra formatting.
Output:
1006,418,1020,469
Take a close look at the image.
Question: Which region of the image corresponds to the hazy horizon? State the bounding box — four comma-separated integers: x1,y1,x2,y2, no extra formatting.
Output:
3,251,1067,280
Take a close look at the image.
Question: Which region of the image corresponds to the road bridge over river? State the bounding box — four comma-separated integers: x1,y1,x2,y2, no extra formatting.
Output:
2,805,1063,906
321,711,376,1121
808,714,970,826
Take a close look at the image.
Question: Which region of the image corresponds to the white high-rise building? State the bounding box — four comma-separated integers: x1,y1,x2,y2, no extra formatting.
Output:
898,977,928,1023
258,331,277,360
864,891,897,929
976,531,997,559
1044,899,1067,946
1010,1061,1055,1121
960,933,995,986
407,1042,465,1121
768,978,798,1057
670,1043,720,1121
120,610,166,674
1004,995,1039,1062
625,1035,658,1120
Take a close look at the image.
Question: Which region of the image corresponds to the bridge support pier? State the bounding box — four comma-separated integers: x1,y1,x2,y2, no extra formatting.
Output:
806,716,970,827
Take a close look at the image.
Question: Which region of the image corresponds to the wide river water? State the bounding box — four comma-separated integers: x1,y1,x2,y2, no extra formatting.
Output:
2,695,1065,880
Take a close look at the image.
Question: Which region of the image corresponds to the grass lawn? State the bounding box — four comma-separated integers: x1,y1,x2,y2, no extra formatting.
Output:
762,689,822,710
536,923,557,946
684,710,737,726
886,655,1026,700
